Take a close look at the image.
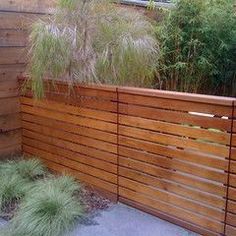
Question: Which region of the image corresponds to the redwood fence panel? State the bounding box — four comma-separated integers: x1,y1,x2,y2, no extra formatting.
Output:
117,87,234,236
19,79,236,236
20,81,118,200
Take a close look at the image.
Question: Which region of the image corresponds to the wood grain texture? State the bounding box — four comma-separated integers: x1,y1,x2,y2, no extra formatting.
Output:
0,97,20,115
0,29,27,47
0,113,21,131
0,12,48,30
0,129,21,149
0,144,21,159
117,88,234,236
21,82,118,197
0,0,53,158
0,47,26,65
19,79,236,236
0,80,19,98
0,0,55,13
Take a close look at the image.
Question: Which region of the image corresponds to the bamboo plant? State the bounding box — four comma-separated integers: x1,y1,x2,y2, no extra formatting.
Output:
155,0,236,96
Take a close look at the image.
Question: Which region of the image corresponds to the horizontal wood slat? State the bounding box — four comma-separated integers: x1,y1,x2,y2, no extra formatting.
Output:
21,97,117,123
0,129,21,149
0,1,52,158
119,125,229,157
0,65,25,81
119,115,230,145
119,167,225,208
118,92,233,115
0,144,21,158
119,187,224,234
0,47,26,65
22,113,117,144
0,29,27,47
0,0,55,14
21,82,118,198
119,103,232,132
0,113,21,132
0,80,19,98
118,87,235,106
0,97,20,115
22,122,117,154
119,177,224,221
117,88,234,236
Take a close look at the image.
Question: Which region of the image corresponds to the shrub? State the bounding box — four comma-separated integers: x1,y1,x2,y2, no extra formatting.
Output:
155,0,236,96
5,176,83,236
0,159,46,211
0,159,46,181
28,0,159,98
0,175,28,211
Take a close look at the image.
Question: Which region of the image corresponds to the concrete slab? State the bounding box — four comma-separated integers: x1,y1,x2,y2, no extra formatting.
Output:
70,203,198,236
0,204,198,236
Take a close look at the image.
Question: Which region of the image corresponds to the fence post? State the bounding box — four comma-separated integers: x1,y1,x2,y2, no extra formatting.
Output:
116,87,119,202
224,101,236,236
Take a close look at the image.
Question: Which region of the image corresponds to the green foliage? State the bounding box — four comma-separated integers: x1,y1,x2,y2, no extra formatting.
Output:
147,0,156,10
0,159,45,180
5,176,83,236
28,0,158,98
95,8,158,87
156,0,236,96
0,175,28,211
0,159,45,211
29,20,72,98
58,0,78,9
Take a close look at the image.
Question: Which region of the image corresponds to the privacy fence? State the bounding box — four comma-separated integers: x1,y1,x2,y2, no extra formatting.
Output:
19,78,236,236
0,0,54,157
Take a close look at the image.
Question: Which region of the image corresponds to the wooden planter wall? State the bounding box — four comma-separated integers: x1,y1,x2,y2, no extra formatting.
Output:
19,79,236,236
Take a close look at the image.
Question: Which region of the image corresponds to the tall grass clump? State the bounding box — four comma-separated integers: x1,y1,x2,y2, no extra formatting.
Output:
0,159,46,211
0,175,28,212
28,0,159,98
0,158,46,181
155,0,236,96
5,176,83,236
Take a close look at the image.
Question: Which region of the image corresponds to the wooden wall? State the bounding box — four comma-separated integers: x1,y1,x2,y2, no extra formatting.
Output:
20,78,236,236
0,1,54,158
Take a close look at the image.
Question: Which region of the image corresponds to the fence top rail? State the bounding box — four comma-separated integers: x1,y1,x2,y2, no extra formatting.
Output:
118,87,236,106
18,76,236,106
18,76,118,92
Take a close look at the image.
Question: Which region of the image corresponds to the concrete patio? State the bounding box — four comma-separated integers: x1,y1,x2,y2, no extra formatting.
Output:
71,203,197,236
0,203,197,236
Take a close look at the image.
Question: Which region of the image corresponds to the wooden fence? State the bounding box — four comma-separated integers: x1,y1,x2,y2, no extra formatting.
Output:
117,87,234,236
0,1,54,158
19,78,236,236
0,0,159,159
